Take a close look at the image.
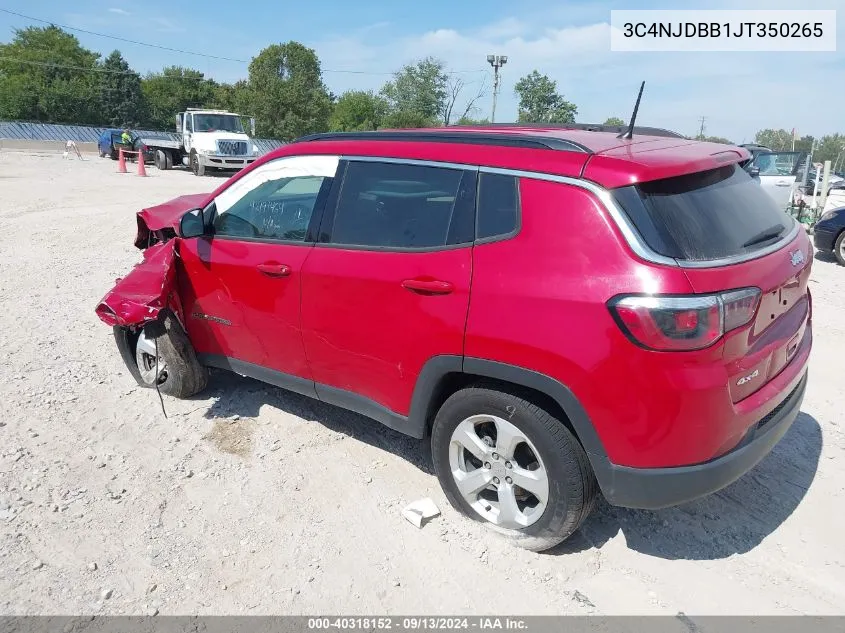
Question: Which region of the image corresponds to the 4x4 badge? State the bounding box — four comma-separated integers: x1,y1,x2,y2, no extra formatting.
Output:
790,249,805,266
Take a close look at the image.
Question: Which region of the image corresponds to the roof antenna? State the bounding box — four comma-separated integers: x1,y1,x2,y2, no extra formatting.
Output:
617,81,645,139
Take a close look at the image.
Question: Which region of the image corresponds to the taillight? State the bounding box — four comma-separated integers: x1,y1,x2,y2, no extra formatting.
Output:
608,288,761,351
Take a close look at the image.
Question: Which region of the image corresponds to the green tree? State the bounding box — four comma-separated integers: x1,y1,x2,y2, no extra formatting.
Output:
247,41,332,140
212,80,252,115
814,134,845,165
142,66,216,129
99,50,146,127
0,26,99,124
603,117,625,126
794,135,814,154
329,90,388,131
454,116,490,126
380,57,447,126
514,71,577,124
696,135,733,144
381,110,437,129
754,128,793,151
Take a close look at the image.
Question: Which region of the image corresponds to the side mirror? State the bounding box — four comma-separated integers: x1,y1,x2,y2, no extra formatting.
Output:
179,208,206,238
748,166,761,178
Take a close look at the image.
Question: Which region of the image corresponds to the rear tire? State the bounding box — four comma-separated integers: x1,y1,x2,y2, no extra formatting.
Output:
133,312,207,399
155,149,167,170
835,231,845,266
431,386,597,552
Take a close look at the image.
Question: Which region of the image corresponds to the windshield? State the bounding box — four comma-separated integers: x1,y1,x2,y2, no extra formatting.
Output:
192,114,245,134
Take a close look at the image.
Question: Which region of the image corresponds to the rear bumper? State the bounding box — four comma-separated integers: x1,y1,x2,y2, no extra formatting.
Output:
597,370,807,509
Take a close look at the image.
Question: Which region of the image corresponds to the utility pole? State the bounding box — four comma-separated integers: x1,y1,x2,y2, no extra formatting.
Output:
698,116,706,139
487,54,508,123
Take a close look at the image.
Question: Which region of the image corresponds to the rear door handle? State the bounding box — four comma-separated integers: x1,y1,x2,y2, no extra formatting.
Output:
776,181,793,187
257,262,291,277
401,279,454,295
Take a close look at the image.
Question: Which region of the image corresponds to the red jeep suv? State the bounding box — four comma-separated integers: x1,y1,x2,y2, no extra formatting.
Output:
96,125,812,551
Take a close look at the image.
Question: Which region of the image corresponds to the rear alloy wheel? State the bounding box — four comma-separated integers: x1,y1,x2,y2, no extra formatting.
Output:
132,312,207,398
431,386,598,552
835,231,845,266
448,414,550,529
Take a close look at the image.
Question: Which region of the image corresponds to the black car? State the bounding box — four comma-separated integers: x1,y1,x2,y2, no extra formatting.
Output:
814,206,845,265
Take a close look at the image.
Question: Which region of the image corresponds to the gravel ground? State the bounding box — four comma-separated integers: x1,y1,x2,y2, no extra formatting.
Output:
1,150,844,616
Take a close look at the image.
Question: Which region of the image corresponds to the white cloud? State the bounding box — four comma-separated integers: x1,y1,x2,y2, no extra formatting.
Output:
107,8,130,16
311,6,845,142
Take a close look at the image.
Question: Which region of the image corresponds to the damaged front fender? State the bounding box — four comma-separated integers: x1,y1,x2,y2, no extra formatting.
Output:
95,240,183,328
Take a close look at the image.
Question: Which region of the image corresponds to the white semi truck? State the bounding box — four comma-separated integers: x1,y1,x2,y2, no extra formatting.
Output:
138,108,260,176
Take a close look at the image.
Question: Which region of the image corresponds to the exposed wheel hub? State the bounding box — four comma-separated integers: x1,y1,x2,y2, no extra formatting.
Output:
135,330,167,386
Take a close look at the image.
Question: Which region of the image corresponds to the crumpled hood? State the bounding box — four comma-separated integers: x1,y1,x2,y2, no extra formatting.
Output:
95,241,182,327
134,193,209,249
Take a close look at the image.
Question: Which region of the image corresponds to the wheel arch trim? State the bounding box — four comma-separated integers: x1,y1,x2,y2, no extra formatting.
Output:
409,355,608,460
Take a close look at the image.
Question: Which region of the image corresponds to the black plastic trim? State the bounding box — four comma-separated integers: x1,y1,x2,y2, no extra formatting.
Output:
293,130,591,154
196,354,426,439
461,357,608,458
407,355,465,435
596,372,808,509
199,354,319,400
315,383,414,437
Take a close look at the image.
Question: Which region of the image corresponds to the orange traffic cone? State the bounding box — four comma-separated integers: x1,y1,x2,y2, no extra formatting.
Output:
137,148,147,177
117,148,127,173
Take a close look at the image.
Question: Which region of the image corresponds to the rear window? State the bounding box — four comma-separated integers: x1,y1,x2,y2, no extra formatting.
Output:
611,164,794,261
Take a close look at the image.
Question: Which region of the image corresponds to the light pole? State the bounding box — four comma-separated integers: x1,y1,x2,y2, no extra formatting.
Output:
487,54,507,123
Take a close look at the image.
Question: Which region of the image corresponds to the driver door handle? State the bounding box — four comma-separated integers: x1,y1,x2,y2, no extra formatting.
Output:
257,263,291,278
401,278,454,295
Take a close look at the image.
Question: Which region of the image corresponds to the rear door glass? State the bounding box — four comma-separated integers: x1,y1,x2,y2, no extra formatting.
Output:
611,163,795,261
328,161,475,249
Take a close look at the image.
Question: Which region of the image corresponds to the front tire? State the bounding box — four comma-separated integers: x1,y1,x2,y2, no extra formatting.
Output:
431,386,597,552
190,151,205,177
835,231,845,266
133,312,207,398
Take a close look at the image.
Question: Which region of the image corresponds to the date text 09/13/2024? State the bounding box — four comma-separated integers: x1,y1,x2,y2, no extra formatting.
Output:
308,617,528,630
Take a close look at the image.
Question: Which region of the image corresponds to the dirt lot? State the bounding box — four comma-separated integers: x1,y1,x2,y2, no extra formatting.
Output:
1,149,844,616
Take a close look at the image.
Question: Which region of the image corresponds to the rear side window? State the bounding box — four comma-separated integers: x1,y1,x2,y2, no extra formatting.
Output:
329,161,475,249
612,164,794,261
477,173,520,240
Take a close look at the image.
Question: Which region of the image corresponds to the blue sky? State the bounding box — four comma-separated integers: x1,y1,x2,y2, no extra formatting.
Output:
1,0,842,141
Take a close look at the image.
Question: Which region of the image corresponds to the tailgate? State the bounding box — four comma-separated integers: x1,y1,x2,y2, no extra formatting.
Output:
682,229,812,402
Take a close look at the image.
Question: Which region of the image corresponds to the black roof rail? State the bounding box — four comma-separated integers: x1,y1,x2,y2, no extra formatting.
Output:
452,122,687,139
292,130,592,154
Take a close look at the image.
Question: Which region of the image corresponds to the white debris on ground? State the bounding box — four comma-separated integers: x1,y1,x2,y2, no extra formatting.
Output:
402,498,440,528
0,149,844,615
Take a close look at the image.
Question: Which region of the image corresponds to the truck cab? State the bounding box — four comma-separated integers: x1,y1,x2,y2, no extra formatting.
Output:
177,109,259,176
